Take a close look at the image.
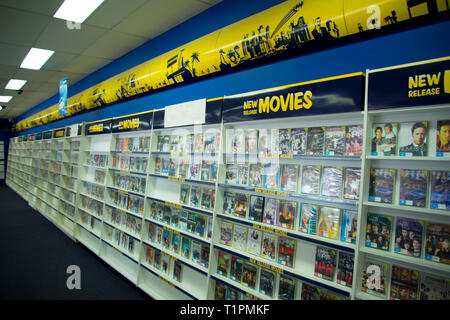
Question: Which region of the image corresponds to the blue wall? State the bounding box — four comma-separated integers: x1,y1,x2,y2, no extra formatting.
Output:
14,0,450,136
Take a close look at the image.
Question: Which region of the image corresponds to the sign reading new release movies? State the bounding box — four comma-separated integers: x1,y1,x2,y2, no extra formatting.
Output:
368,57,450,110
222,73,364,123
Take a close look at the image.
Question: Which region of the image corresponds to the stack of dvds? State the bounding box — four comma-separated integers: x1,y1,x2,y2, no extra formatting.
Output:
179,184,215,212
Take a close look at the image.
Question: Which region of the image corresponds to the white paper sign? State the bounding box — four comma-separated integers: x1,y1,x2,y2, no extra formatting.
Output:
164,98,206,128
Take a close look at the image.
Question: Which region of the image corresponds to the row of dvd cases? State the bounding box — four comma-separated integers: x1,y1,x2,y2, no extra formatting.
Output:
6,59,450,300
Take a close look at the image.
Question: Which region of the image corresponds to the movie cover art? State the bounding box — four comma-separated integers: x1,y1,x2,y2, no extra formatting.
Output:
261,232,277,262
398,121,428,157
399,169,428,208
173,260,182,282
306,127,324,156
394,217,424,258
171,232,180,254
191,241,201,265
361,259,388,298
181,236,191,259
263,163,279,189
278,236,295,268
226,287,240,301
170,135,179,154
337,252,354,288
258,128,271,156
368,168,396,204
162,229,171,250
340,210,358,244
317,207,340,240
193,133,204,154
153,249,161,270
365,213,392,251
245,129,258,154
145,245,154,265
263,198,278,226
278,275,296,300
161,158,169,176
430,171,449,210
436,120,450,156
425,223,450,265
200,244,210,268
217,251,231,276
177,159,190,179
189,185,201,208
299,203,318,235
200,187,212,210
343,168,361,200
179,184,190,205
321,166,343,198
186,213,196,234
280,164,299,192
231,129,245,154
229,256,243,283
259,269,275,298
236,163,249,185
242,262,257,289
189,160,201,180
324,126,346,156
301,165,321,195
233,193,248,219
232,224,247,251
248,163,263,188
204,132,220,154
214,282,226,300
279,128,292,155
194,215,206,237
278,200,297,230
248,195,264,222
222,191,236,215
184,134,194,154
371,123,398,156
220,221,233,246
300,282,321,300
246,228,262,257
390,265,420,300
168,159,177,177
291,127,307,155
419,274,450,300
314,246,336,281
200,161,211,181
157,135,171,152
225,163,237,184
270,128,280,156
345,124,363,156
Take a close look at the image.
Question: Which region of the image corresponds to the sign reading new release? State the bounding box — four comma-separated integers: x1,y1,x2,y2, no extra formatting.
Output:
408,72,444,98
59,77,68,116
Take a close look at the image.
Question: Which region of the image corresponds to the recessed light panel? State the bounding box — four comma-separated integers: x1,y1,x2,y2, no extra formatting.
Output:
6,79,27,90
53,0,105,24
20,48,55,70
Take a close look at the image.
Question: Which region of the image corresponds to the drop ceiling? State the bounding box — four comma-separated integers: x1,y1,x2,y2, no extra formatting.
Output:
0,0,222,119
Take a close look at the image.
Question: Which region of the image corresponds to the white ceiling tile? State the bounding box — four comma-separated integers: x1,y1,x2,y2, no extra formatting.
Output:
82,30,148,60
0,43,30,67
0,7,51,46
113,0,210,38
60,55,112,75
34,19,109,55
42,51,77,72
0,0,63,16
84,0,149,30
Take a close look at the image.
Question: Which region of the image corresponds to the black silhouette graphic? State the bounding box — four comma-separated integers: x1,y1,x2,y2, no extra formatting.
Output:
166,49,194,84
384,10,398,24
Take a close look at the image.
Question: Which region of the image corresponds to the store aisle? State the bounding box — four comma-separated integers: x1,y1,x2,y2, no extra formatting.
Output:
0,185,150,300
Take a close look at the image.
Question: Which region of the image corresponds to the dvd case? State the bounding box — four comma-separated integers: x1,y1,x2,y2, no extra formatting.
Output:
248,163,263,187
291,127,307,155
280,164,299,192
232,224,247,252
299,203,318,235
230,256,243,283
278,275,296,300
368,168,396,203
371,123,398,156
340,210,358,244
419,273,450,300
225,163,237,184
242,262,257,289
278,236,295,268
365,213,392,251
261,232,277,262
317,207,340,240
263,163,279,189
222,191,236,215
430,171,450,210
193,133,204,153
344,125,363,156
277,200,297,230
425,223,450,264
217,251,231,276
320,166,343,198
231,129,245,154
336,252,354,287
270,128,280,156
279,128,292,155
306,127,324,155
314,246,336,281
173,260,182,282
398,121,428,156
233,193,248,218
245,129,258,154
343,168,361,200
236,163,249,185
361,259,388,298
189,185,201,208
248,195,264,222
436,120,450,155
219,221,233,246
226,287,240,300
263,198,278,226
246,228,262,256
399,169,427,207
259,269,275,297
390,265,420,300
394,217,424,258
181,236,191,259
214,281,226,300
258,129,271,155
301,165,321,195
324,126,346,156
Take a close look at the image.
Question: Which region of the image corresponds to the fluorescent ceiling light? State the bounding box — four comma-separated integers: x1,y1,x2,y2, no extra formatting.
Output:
0,106,5,111
6,79,27,90
20,48,55,70
0,96,13,103
53,0,105,24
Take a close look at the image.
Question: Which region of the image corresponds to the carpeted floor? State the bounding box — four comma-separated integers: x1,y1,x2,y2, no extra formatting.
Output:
0,185,150,300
